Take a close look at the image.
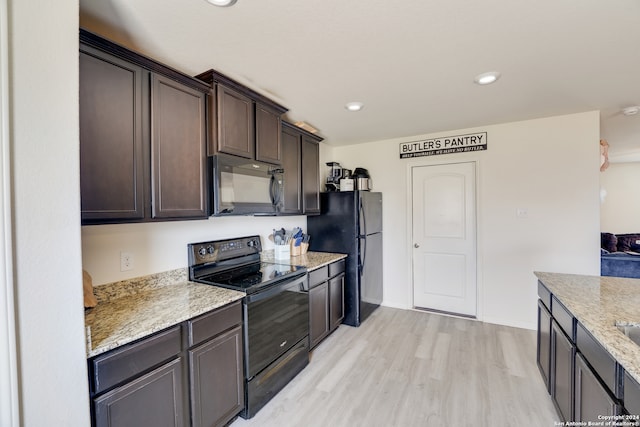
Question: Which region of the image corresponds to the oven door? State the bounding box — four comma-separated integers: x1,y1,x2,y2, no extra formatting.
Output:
244,273,308,379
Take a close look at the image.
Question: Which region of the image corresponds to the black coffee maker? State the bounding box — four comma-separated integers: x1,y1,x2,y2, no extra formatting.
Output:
325,162,351,191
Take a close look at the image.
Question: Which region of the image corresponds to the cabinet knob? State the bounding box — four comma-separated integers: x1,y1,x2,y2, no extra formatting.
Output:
414,243,420,248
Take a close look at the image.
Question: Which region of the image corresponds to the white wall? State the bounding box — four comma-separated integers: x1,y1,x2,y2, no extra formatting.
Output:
333,111,601,329
9,0,91,426
82,216,307,285
600,162,640,233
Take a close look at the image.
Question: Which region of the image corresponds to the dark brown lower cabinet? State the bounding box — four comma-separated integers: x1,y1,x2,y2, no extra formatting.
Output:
94,357,185,427
537,299,552,393
536,281,637,422
574,352,620,421
309,282,330,349
189,325,244,427
552,319,575,422
89,302,244,427
624,371,640,416
309,263,345,349
329,274,345,331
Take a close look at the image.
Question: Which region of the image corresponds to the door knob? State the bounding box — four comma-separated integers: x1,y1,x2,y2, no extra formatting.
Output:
414,243,420,248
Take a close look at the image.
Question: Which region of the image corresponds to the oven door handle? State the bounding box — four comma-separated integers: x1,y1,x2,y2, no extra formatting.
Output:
245,274,308,304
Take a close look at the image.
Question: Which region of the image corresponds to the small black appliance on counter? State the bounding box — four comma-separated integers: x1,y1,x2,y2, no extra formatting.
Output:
352,167,372,191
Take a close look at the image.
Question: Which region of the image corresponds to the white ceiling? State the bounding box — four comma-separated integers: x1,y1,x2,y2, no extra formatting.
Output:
79,0,640,160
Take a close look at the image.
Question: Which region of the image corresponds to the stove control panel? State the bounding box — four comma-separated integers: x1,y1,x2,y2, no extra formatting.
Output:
188,236,262,266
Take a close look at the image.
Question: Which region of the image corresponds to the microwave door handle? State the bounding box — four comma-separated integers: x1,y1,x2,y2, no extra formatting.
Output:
269,174,276,206
270,172,283,209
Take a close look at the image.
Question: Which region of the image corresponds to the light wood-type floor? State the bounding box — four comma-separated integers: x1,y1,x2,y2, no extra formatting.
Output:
231,306,560,427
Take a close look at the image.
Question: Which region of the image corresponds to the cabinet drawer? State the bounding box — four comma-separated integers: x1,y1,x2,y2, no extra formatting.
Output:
308,266,329,288
188,301,242,347
576,322,619,398
538,281,551,310
624,371,640,415
91,325,182,394
552,296,575,342
329,259,346,278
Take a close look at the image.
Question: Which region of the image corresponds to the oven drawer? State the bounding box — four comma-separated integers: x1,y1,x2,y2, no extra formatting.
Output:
188,301,242,347
243,337,309,419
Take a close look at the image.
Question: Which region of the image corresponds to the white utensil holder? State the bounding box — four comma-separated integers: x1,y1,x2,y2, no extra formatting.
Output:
274,245,291,260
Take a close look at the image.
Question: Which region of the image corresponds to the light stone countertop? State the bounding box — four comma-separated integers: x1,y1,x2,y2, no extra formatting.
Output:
84,268,244,359
84,252,345,359
535,272,640,384
261,250,347,270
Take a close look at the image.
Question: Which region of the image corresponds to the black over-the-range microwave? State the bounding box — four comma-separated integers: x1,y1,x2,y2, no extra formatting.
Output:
210,153,284,216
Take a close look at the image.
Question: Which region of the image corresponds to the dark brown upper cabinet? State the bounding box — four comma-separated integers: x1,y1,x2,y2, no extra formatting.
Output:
80,46,145,222
196,69,287,165
214,84,254,159
280,121,323,215
80,29,210,225
281,123,302,214
151,75,207,219
301,134,321,215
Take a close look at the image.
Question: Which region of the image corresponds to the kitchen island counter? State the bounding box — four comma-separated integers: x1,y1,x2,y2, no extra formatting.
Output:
261,250,347,271
84,268,244,358
535,271,640,384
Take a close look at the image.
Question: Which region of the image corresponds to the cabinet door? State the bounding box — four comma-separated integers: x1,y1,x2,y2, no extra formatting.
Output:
552,320,575,422
80,47,145,222
189,325,244,427
255,103,282,164
309,282,329,349
329,274,345,332
301,136,320,215
537,299,552,393
94,357,185,427
151,74,207,219
574,352,620,422
624,371,640,416
215,84,254,159
281,126,302,214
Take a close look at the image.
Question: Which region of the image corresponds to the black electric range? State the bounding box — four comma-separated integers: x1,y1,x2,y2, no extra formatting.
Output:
187,235,310,419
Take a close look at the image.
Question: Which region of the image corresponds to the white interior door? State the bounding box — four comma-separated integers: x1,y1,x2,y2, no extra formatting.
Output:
412,162,477,317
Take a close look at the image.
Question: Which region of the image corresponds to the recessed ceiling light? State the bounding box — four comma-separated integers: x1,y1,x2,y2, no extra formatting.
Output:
622,106,640,116
206,0,237,6
345,102,364,112
474,71,501,85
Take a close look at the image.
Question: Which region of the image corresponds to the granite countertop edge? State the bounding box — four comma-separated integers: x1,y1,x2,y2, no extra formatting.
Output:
85,268,244,359
534,271,640,384
84,252,347,359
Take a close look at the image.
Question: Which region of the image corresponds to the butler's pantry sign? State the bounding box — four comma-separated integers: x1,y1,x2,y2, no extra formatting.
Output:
399,132,487,159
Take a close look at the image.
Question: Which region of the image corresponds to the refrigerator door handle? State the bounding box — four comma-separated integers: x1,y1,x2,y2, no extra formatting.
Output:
359,196,367,237
359,236,367,275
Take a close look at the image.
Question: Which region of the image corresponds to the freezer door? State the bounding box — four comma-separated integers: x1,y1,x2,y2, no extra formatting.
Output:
359,192,382,236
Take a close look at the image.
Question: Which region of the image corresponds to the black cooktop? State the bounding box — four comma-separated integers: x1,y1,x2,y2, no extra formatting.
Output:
188,236,307,294
195,261,306,293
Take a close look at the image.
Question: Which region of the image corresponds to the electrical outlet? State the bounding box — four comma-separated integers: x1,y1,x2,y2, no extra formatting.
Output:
120,252,134,271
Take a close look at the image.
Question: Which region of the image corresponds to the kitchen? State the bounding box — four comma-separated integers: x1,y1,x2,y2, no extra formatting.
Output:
3,1,640,427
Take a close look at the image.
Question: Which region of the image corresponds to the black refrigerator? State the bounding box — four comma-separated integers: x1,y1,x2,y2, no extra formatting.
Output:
307,191,383,327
